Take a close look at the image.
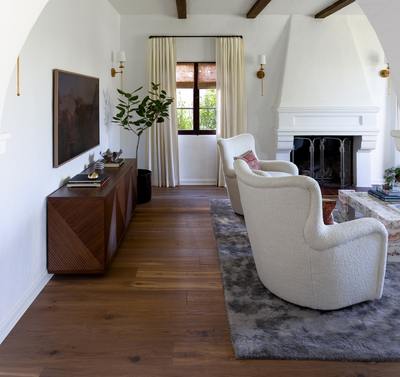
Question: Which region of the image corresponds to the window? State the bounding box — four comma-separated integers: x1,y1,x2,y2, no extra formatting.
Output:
176,62,217,135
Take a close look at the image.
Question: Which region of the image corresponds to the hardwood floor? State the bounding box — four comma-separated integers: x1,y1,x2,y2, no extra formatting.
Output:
0,186,399,376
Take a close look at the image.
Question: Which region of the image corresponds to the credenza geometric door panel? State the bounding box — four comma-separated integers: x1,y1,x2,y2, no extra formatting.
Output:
47,159,137,274
48,199,105,272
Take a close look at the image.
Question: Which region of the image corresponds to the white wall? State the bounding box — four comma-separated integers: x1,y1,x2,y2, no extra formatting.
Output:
0,0,120,343
358,0,400,108
120,15,292,184
120,14,391,185
357,0,400,171
349,15,396,184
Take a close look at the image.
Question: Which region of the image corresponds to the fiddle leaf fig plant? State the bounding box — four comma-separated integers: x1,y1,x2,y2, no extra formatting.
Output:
112,82,174,163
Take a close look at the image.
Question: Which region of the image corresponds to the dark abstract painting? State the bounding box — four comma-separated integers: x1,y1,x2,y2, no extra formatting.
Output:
53,69,99,167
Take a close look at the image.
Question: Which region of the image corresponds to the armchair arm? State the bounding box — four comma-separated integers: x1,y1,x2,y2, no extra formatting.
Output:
222,166,236,178
308,217,388,252
258,160,299,176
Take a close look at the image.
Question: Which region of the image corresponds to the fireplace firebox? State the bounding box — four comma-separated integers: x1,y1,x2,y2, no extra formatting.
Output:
291,136,353,188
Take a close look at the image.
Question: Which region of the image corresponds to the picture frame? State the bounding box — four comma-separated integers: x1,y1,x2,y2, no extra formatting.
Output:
53,69,100,168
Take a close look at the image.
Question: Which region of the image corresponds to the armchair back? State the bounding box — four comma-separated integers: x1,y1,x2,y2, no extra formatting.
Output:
234,159,388,310
217,133,257,177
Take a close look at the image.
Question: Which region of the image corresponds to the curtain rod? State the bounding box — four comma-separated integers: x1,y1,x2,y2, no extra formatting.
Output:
149,35,243,39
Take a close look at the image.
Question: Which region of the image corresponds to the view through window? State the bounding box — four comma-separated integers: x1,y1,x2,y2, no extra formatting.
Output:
176,63,216,135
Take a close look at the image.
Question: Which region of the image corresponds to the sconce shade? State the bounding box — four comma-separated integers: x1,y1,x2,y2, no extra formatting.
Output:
117,51,126,63
258,55,266,65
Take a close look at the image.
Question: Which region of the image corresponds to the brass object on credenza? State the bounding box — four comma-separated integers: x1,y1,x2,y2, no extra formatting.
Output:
100,148,123,163
88,172,99,180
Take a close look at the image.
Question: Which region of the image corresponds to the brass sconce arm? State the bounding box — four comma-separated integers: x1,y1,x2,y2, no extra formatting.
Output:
380,63,390,95
257,55,266,96
111,51,126,90
111,62,125,77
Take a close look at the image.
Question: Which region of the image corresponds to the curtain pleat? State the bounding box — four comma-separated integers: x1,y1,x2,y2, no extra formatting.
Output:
145,38,180,187
216,37,247,187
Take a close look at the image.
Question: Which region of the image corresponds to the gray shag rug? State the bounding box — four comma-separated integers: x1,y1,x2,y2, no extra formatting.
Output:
210,198,400,361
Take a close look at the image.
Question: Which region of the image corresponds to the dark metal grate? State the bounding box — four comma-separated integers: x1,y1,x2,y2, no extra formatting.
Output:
291,136,353,189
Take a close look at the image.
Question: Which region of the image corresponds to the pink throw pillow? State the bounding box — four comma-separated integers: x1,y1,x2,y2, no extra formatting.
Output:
234,150,261,171
322,199,336,225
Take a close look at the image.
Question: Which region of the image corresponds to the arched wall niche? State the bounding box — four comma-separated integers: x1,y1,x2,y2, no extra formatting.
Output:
357,0,400,150
0,0,50,153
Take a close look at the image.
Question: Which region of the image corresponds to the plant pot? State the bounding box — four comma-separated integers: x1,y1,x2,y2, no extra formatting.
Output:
137,169,152,204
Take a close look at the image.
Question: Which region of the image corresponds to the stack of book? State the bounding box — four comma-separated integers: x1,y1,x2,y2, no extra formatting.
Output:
100,158,125,168
67,174,109,188
368,187,400,202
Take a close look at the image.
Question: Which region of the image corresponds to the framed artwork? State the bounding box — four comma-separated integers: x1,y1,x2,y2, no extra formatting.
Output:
53,69,99,167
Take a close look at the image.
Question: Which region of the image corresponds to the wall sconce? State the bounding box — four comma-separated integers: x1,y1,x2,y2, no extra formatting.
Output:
380,63,390,95
257,55,266,96
111,51,126,90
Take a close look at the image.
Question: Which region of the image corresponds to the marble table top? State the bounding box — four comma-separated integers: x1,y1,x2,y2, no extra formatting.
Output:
339,190,400,223
338,190,400,261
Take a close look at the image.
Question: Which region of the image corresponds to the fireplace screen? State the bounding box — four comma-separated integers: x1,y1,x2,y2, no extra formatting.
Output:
291,136,353,188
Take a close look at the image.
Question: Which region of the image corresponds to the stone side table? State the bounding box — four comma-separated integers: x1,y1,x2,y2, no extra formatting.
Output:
338,190,400,262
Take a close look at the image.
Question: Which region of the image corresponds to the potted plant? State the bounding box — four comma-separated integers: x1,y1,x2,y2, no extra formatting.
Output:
383,166,400,190
112,82,174,203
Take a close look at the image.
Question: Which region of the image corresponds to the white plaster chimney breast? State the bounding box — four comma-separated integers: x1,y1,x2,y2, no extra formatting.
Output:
274,16,380,187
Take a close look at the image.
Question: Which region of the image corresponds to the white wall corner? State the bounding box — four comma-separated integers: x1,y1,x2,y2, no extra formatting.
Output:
0,132,11,154
0,271,52,344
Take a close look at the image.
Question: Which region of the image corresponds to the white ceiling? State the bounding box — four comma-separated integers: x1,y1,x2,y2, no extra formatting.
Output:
107,0,364,17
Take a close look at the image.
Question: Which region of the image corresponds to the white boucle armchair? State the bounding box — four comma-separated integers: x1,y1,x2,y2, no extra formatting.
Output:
234,159,388,311
217,133,298,215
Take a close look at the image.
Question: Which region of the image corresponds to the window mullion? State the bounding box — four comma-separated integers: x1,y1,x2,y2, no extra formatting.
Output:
194,63,200,136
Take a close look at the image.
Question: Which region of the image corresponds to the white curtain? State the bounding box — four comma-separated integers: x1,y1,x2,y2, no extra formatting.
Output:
146,37,180,187
216,37,247,187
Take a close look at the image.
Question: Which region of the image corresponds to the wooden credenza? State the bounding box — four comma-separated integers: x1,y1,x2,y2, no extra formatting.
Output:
47,159,137,274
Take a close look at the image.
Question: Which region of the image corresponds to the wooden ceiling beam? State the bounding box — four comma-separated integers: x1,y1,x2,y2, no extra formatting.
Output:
246,0,272,19
315,0,355,19
176,0,187,19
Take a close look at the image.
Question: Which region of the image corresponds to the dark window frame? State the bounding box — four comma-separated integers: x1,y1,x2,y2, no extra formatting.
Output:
177,62,216,136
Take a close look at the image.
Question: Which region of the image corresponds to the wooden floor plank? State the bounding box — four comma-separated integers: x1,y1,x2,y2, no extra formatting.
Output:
36,363,400,377
1,186,399,376
0,366,43,377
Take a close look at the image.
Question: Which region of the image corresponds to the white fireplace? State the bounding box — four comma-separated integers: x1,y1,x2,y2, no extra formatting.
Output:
273,16,380,187
274,107,380,187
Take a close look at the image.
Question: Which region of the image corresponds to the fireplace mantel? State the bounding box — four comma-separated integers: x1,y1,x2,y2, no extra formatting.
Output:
273,107,380,187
